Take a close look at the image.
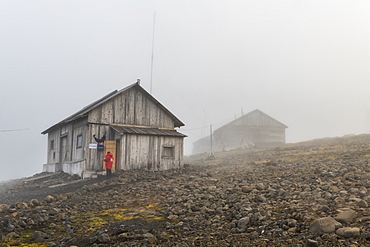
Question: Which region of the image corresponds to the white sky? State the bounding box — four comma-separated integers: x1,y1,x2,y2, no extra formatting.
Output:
1,0,370,181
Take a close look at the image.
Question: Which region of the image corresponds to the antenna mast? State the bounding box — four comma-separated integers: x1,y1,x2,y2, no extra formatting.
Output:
150,12,156,94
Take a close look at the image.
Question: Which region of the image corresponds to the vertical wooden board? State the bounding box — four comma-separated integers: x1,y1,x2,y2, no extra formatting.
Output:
143,136,151,169
120,135,125,170
142,94,148,126
60,136,68,164
157,136,162,169
116,93,126,123
123,91,129,124
103,140,117,170
124,135,130,170
138,136,147,169
129,135,137,169
88,105,102,123
115,139,121,170
113,96,118,123
101,101,113,124
153,136,159,168
148,99,154,127
131,89,136,124
136,91,143,125
114,95,123,123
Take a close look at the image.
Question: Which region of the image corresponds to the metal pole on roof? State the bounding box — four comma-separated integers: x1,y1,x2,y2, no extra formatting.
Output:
150,12,156,94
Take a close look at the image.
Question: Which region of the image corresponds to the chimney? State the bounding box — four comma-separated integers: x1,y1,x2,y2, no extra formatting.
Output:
136,78,141,85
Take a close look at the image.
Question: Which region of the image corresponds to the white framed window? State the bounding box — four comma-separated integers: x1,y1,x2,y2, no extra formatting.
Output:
50,140,54,150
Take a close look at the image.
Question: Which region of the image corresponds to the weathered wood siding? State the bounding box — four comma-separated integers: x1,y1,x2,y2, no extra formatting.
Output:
86,124,111,171
214,125,285,151
119,134,183,171
45,118,88,170
88,87,175,128
46,130,60,166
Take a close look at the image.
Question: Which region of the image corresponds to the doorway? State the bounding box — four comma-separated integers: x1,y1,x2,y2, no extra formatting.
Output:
103,140,117,171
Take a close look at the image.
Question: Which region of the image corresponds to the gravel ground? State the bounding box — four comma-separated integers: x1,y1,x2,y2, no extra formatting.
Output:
0,173,107,204
2,134,370,246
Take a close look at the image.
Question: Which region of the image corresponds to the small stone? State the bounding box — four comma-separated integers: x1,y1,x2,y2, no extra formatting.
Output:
357,200,368,208
5,232,18,241
0,204,8,213
142,233,154,238
16,202,28,209
176,244,189,247
45,195,55,203
30,199,40,207
6,225,15,232
241,186,254,193
321,205,330,212
255,195,267,203
32,231,46,240
19,220,27,227
237,217,250,229
168,215,179,220
307,239,319,247
97,233,110,243
286,218,297,227
256,183,266,190
336,227,360,238
249,231,259,239
362,231,370,239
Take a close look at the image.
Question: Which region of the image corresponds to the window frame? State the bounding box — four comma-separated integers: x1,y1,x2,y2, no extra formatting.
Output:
77,135,83,148
162,145,175,158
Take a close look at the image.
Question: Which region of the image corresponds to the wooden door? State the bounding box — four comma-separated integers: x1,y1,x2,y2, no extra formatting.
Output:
103,140,117,170
60,136,68,164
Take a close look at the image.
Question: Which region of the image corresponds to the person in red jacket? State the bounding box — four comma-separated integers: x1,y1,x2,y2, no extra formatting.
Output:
103,152,114,178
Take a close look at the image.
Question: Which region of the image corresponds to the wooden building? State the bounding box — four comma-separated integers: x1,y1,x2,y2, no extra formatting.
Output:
42,81,186,178
192,109,287,154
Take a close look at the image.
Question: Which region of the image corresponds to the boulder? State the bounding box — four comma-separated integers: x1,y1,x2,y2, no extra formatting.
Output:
335,209,357,224
309,217,342,235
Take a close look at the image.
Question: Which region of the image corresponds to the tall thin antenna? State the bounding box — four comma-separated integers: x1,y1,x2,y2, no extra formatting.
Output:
150,12,156,94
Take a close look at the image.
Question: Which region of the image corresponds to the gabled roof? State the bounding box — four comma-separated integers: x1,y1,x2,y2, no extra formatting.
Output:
42,82,184,134
214,109,287,133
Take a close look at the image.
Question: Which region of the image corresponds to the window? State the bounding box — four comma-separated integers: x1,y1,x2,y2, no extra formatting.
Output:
50,140,54,150
77,135,83,148
162,145,175,158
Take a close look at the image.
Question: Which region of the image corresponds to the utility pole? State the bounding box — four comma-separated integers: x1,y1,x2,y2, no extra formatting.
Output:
208,124,215,159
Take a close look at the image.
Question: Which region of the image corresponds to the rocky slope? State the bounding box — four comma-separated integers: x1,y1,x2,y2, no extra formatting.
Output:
1,134,370,246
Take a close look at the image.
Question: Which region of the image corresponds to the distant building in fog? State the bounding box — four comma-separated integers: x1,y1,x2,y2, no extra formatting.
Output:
192,109,287,154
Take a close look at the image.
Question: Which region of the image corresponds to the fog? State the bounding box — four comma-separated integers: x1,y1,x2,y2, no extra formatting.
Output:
1,0,370,181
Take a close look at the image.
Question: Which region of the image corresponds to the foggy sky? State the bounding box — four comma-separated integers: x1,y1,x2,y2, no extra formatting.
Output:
1,0,370,181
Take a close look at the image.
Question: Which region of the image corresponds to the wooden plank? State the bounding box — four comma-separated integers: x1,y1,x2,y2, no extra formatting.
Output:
110,123,174,130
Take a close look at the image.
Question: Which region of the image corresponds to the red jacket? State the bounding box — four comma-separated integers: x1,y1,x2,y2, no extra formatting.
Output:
104,153,114,169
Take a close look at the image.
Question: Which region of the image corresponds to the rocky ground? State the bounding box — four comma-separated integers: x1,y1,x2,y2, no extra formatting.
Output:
2,134,370,246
